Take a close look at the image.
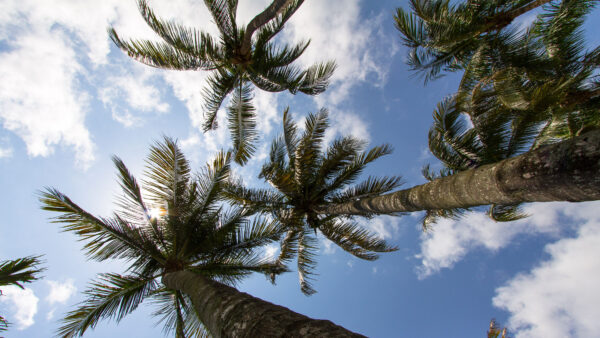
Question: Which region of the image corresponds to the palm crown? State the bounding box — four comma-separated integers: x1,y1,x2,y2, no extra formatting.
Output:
0,256,45,332
394,0,553,82
109,0,336,165
224,108,399,294
40,138,285,337
418,0,600,227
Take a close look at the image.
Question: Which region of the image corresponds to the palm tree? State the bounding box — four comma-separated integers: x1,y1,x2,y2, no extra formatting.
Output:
109,0,335,165
314,127,600,216
419,96,536,228
40,137,361,337
416,1,600,226
394,0,555,81
0,256,44,332
224,108,399,295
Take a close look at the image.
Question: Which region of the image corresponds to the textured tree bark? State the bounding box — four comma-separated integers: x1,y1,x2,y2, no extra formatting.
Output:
240,0,297,56
316,129,600,215
162,271,365,338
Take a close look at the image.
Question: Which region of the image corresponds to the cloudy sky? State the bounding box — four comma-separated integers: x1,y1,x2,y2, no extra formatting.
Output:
1,1,599,337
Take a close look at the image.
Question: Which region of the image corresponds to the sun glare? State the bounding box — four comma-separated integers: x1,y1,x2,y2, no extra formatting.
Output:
148,208,167,219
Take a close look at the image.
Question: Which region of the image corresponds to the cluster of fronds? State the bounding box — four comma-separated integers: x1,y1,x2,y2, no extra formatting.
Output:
396,0,600,228
110,0,335,165
224,108,399,294
40,138,286,337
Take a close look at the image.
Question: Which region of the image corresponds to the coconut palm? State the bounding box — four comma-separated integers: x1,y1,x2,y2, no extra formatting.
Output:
419,95,538,228
224,108,400,295
455,0,600,132
394,0,554,81
487,319,509,338
0,256,44,332
109,0,335,165
40,137,362,337
313,127,600,216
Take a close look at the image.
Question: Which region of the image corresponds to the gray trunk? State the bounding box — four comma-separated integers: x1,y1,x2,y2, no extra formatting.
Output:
162,270,365,337
316,129,600,215
240,0,295,56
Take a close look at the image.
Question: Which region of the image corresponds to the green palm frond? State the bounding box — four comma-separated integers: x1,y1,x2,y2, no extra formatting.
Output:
108,28,214,71
136,0,222,64
227,81,257,165
329,176,403,205
488,204,529,222
298,61,337,95
40,189,163,263
319,220,397,260
297,229,318,295
58,273,158,338
202,69,237,131
0,256,45,288
151,289,210,338
204,0,238,42
269,229,300,284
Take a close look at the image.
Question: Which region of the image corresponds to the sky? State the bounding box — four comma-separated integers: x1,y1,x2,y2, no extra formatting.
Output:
1,1,599,337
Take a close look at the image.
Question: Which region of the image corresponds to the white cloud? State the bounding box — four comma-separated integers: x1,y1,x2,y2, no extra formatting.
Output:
415,202,569,278
0,29,95,168
45,279,77,306
283,1,398,106
0,145,12,158
493,216,600,338
99,66,169,127
360,215,401,240
0,286,39,330
44,279,77,321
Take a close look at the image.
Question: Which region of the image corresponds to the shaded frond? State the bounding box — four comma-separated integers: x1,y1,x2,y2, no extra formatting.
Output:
227,81,257,165
0,256,45,288
58,273,157,338
319,220,397,260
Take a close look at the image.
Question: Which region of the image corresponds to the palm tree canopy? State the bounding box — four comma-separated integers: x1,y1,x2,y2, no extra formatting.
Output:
224,108,399,295
40,137,286,337
109,0,336,165
421,1,600,227
394,0,559,82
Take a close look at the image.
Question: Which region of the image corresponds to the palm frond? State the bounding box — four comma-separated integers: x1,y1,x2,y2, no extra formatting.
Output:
0,256,45,288
298,61,337,95
227,81,257,165
58,273,157,338
136,0,222,64
319,220,397,260
201,69,237,131
108,28,214,71
297,229,318,295
204,0,238,41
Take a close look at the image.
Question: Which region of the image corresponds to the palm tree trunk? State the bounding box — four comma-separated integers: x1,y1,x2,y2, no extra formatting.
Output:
240,0,296,56
316,129,600,215
162,270,364,337
481,0,552,32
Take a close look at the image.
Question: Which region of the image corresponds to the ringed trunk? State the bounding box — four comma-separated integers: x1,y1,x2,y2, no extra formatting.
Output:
316,129,600,215
162,270,364,337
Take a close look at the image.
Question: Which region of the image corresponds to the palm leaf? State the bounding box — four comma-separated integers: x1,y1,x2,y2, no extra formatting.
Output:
227,81,257,165
58,273,157,338
0,256,44,288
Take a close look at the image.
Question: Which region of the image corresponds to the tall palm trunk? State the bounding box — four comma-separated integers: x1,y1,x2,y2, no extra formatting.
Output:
240,0,297,56
316,129,600,215
162,270,364,337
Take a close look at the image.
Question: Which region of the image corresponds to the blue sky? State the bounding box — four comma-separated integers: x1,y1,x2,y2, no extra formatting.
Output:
1,1,599,337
